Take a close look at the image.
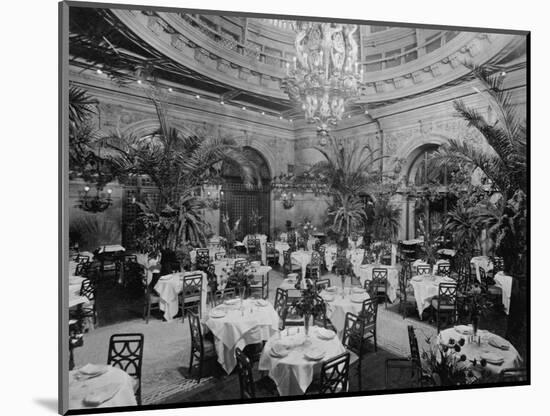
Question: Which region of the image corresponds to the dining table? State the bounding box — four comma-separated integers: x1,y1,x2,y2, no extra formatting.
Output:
258,326,346,396
347,248,365,276
470,256,494,282
409,274,456,319
243,234,268,264
274,241,290,266
68,364,137,409
319,286,370,336
290,250,314,278
153,271,208,321
494,271,513,315
438,326,522,375
323,244,338,272
357,263,401,303
205,298,280,374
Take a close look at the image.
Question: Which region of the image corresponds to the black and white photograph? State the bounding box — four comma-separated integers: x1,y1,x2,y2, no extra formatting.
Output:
60,1,529,414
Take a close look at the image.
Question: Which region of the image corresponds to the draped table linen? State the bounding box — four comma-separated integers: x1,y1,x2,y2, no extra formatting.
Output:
258,326,346,396
409,274,456,318
68,365,137,409
154,271,207,321
275,241,290,266
347,248,365,277
470,256,493,282
291,250,313,278
206,299,280,373
243,234,268,264
320,287,370,336
438,327,522,375
494,272,513,315
357,263,401,303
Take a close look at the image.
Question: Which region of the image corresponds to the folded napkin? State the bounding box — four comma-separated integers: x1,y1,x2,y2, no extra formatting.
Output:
481,351,504,365
305,346,325,360
78,364,110,377
271,343,290,357
316,327,336,340
82,382,121,406
454,325,472,335
488,336,510,350
255,299,269,307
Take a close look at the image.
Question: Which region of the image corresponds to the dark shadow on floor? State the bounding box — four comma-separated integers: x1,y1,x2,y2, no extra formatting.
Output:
33,398,58,414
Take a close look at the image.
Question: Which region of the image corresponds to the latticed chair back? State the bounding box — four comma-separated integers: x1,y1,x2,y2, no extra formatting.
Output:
107,333,144,404
196,248,210,270
437,262,451,276
492,256,504,274
360,298,378,332
249,272,269,300
214,251,225,261
274,288,288,327
312,295,330,329
235,347,256,399
213,287,236,306
80,278,95,302
315,279,331,292
73,254,90,264
247,238,260,260
342,312,365,355
181,273,203,320
266,242,277,264
434,283,458,332
319,352,350,394
310,250,322,267
75,261,92,278
297,236,306,250
417,265,431,275
371,268,388,306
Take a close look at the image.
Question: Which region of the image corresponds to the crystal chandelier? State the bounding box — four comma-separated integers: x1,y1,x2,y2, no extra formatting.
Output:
282,22,365,136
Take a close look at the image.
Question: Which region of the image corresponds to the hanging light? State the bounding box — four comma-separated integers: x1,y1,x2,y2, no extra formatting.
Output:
77,186,113,213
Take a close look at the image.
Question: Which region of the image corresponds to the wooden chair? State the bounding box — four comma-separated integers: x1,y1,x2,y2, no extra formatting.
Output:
417,265,431,275
71,278,97,330
246,238,261,261
283,250,301,274
342,312,367,390
179,272,204,322
306,250,322,280
437,262,451,276
107,333,144,405
266,242,278,265
359,298,378,351
195,248,210,272
479,267,502,304
397,268,416,319
249,271,269,300
308,352,350,394
315,278,331,292
431,283,458,332
235,347,256,399
385,325,425,388
214,251,225,261
274,288,288,330
370,268,389,308
143,273,161,324
188,311,216,383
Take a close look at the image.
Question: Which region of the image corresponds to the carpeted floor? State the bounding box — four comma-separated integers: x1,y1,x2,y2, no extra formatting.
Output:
72,266,511,405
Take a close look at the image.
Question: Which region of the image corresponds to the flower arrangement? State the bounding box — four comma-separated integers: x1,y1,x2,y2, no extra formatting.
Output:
291,278,324,335
250,209,263,234
298,217,317,241
221,213,241,257
462,284,493,333
421,334,493,386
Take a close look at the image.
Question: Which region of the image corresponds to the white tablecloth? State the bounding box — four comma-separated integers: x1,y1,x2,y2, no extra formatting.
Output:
206,299,280,373
258,326,346,396
438,327,522,375
324,245,338,272
437,249,457,257
243,234,268,264
357,263,401,303
470,256,493,282
291,250,313,278
275,241,290,266
494,272,513,315
321,288,370,336
68,365,137,409
212,258,239,285
189,248,226,265
347,249,365,276
97,244,125,254
410,274,456,318
154,271,207,321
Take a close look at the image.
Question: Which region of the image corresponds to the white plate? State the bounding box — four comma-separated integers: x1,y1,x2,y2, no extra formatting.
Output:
305,347,325,361
78,364,110,377
316,328,336,340
488,337,510,350
350,295,367,303
224,299,240,305
481,351,504,365
326,286,339,292
454,325,472,335
270,344,289,358
411,276,424,282
255,299,269,307
209,309,226,318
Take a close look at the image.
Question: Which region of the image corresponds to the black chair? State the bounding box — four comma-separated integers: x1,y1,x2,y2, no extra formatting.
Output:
179,272,204,322
436,262,451,276
397,268,416,319
143,273,161,324
274,288,288,330
431,283,458,332
359,298,378,351
385,325,425,388
212,287,236,306
342,312,367,390
235,347,256,399
73,278,97,329
188,311,216,383
214,251,225,261
308,352,351,394
282,296,305,329
500,368,527,382
318,245,327,272
479,267,502,304
107,333,144,405
195,248,210,272
492,256,505,274
297,236,306,250
283,250,301,274
305,251,322,281
370,268,389,308
246,238,261,261
315,278,331,292
417,265,431,275
249,271,269,300
266,242,278,265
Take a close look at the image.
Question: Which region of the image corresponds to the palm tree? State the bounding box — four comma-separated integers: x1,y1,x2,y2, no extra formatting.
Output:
430,63,527,200
372,197,401,242
103,99,261,249
325,191,367,238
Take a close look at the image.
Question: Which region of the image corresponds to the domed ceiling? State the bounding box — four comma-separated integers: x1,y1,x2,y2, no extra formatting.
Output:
69,7,526,120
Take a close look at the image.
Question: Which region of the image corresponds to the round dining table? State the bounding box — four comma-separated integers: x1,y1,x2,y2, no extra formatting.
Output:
291,250,313,278
205,298,280,374
357,263,401,303
154,271,208,321
438,326,522,376
470,256,493,282
68,364,137,409
258,326,346,396
274,241,290,266
409,274,456,319
320,286,370,336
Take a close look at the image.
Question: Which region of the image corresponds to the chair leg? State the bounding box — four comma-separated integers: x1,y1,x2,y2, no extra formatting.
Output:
188,353,194,377
197,358,203,384
374,329,378,352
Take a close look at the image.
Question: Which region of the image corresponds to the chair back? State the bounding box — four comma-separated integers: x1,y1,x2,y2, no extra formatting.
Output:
492,256,504,274
107,333,144,402
247,237,259,252
342,312,365,355
372,268,388,281
274,288,288,320
266,242,276,255
188,311,204,355
235,347,256,399
437,262,451,276
234,258,248,270
315,279,331,292
214,252,225,261
297,236,306,250
196,248,210,269
360,298,378,330
479,267,493,291
407,325,421,372
319,352,350,394
75,261,91,277
417,264,431,275
182,273,203,301
80,278,95,302
310,250,322,267
438,283,458,308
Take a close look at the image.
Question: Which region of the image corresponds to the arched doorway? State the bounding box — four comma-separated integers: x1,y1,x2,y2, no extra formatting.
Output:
219,147,271,238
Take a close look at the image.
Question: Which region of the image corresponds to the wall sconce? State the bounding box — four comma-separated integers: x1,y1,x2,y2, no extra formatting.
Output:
281,191,296,209
77,185,113,213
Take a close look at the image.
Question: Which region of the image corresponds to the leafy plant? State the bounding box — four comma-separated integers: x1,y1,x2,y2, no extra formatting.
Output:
372,197,401,242
249,208,263,234
291,279,324,317
221,213,241,255
326,192,367,239
69,215,121,252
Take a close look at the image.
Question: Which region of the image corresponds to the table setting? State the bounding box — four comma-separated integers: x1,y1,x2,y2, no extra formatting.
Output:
409,274,456,318
258,325,346,395
68,363,137,409
291,250,314,278
319,284,370,335
470,256,493,282
275,241,291,266
153,270,208,321
205,297,280,373
243,234,268,264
